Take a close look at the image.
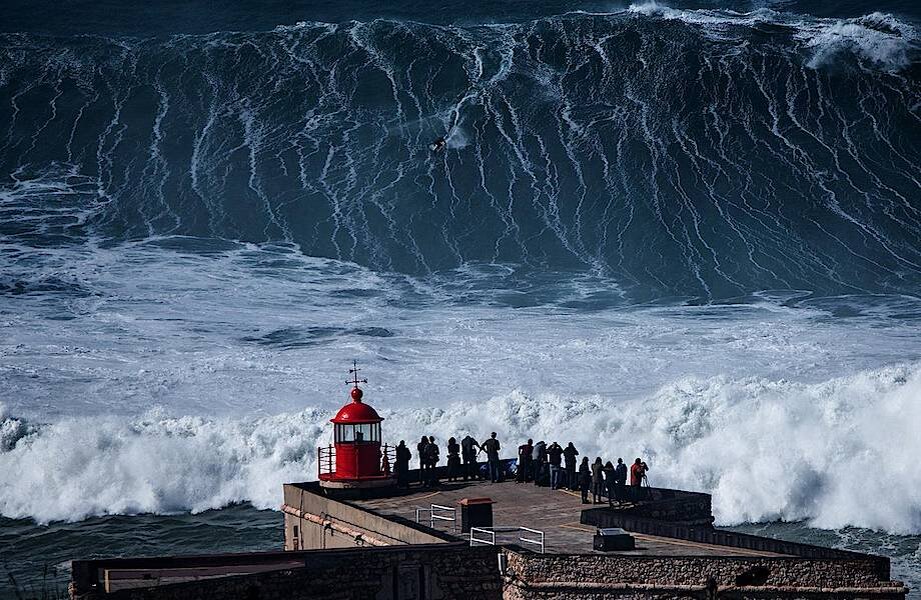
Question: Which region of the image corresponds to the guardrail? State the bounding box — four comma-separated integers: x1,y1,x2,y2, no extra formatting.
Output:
415,504,458,532
317,443,396,478
469,526,545,554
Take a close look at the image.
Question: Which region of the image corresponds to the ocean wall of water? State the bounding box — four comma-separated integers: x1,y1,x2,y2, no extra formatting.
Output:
1,6,920,301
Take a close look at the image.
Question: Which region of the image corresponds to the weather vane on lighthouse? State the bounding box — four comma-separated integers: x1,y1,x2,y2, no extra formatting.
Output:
346,360,368,401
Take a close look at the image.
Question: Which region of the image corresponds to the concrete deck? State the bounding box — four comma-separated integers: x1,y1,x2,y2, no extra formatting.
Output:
351,479,789,557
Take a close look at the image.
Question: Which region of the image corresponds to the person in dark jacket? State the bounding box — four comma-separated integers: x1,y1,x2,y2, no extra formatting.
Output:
461,435,480,480
446,437,461,482
424,437,440,487
517,439,533,483
591,457,604,504
481,432,502,482
547,442,564,490
578,457,592,504
562,442,579,490
395,440,412,488
614,458,628,502
602,460,617,506
417,436,429,483
533,441,548,486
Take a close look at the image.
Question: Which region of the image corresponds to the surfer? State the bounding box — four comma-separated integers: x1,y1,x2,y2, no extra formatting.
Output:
430,136,447,153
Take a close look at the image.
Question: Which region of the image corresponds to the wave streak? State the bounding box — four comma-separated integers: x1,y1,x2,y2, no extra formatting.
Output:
0,10,919,300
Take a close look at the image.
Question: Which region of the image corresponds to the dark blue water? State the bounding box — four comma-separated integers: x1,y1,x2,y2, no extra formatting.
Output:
1,0,920,597
1,0,920,301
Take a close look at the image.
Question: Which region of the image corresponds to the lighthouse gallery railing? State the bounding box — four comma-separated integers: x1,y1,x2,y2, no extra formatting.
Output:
317,443,396,478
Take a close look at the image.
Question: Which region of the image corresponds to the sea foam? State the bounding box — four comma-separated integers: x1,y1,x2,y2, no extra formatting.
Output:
3,363,920,533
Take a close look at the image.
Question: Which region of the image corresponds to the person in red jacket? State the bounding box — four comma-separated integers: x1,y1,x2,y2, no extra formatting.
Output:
630,458,649,500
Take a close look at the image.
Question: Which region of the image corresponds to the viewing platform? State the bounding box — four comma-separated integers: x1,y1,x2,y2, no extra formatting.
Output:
347,478,788,557
68,368,908,600
71,473,908,599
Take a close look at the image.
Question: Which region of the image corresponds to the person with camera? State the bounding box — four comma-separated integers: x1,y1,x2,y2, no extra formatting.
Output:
630,457,649,501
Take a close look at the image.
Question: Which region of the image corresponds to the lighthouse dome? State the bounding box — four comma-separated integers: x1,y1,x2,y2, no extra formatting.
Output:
331,392,383,424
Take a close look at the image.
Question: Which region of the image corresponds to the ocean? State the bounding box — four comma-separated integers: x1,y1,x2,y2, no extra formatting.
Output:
1,0,920,596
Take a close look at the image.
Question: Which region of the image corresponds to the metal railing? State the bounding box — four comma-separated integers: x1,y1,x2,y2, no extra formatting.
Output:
318,444,336,477
380,444,396,476
469,526,545,554
414,504,458,532
316,443,396,478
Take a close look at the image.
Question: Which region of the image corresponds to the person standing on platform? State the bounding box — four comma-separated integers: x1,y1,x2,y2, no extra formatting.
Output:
591,457,604,504
614,458,627,502
530,441,541,483
481,432,502,482
630,457,648,500
603,460,616,506
533,440,548,486
517,439,533,483
424,437,440,487
446,437,461,482
547,442,564,490
578,457,592,504
461,435,480,480
395,440,411,488
417,435,429,484
563,442,579,490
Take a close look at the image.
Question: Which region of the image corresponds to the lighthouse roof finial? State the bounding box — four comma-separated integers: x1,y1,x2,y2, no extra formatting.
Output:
346,360,368,402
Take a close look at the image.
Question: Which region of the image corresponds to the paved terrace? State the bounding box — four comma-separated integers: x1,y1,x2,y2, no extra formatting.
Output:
350,479,789,558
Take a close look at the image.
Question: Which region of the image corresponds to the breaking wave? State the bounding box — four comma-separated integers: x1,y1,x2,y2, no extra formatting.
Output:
3,363,920,532
1,6,919,301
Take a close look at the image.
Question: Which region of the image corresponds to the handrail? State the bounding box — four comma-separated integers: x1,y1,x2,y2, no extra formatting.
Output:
415,504,458,532
518,526,545,554
469,527,496,548
468,526,545,554
429,504,457,532
317,443,396,478
317,444,335,476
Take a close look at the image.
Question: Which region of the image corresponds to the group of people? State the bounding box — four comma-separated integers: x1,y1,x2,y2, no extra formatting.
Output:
394,432,503,488
516,439,649,504
393,432,650,504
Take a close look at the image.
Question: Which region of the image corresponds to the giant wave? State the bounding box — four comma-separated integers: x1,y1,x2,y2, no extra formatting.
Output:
1,6,919,301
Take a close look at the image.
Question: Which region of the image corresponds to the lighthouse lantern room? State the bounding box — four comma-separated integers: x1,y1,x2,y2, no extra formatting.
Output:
318,362,394,491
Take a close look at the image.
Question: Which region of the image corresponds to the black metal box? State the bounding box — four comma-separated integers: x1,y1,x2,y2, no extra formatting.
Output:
593,528,635,551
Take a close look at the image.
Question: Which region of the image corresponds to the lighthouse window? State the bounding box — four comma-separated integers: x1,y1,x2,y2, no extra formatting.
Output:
354,423,380,442
335,424,355,442
335,423,380,443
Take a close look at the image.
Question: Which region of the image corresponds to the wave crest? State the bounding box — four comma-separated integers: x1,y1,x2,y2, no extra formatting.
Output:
800,12,917,70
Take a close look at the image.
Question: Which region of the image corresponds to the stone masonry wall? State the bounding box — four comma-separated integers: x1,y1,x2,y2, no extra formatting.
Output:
79,544,502,600
502,551,907,600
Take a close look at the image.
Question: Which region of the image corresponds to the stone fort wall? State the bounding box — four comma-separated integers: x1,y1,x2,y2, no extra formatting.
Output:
72,546,909,600
502,550,907,600
74,544,503,600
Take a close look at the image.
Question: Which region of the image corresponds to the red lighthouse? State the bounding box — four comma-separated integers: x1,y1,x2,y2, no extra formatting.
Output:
318,362,395,492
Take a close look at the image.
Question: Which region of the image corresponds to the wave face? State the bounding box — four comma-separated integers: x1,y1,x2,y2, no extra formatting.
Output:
1,7,920,301
3,362,920,532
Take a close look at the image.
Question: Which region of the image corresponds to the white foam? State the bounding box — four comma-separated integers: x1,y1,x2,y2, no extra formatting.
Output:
623,3,917,71
1,243,920,529
3,363,921,532
625,2,778,27
798,13,918,71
